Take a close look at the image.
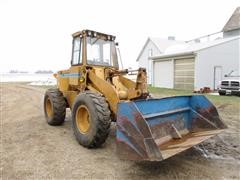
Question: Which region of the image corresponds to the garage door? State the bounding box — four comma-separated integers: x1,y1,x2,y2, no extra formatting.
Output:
154,60,173,88
174,58,195,90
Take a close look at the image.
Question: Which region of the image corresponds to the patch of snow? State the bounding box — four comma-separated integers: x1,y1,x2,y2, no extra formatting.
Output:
209,92,219,96
28,79,56,86
0,73,56,85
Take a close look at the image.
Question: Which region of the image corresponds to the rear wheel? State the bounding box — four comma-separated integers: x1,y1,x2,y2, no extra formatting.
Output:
44,89,66,125
72,91,111,148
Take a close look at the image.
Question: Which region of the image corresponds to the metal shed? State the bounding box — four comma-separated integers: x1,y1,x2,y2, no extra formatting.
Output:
151,36,240,91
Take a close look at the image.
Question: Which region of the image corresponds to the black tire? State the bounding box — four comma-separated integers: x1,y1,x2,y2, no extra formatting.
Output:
72,91,111,148
218,91,226,96
44,89,66,126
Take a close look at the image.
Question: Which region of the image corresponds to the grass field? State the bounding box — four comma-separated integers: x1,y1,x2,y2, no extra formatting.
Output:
148,86,240,106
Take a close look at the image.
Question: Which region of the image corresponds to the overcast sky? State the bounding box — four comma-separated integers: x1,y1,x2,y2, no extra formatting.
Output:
0,0,239,73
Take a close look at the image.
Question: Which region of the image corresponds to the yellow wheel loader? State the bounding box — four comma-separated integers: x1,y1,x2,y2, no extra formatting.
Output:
44,29,226,161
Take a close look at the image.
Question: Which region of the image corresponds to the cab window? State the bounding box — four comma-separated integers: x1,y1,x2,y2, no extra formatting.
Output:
87,37,113,66
72,37,82,65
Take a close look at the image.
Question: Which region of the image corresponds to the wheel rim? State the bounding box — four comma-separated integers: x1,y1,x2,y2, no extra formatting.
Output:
46,97,53,118
75,105,90,134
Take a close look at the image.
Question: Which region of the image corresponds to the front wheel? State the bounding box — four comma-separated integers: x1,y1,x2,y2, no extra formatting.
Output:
218,90,226,96
72,91,111,148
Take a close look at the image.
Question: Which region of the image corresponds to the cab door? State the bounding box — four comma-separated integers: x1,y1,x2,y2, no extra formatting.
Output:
69,36,83,85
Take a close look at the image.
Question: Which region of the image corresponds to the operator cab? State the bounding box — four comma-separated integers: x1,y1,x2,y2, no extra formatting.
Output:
71,30,119,68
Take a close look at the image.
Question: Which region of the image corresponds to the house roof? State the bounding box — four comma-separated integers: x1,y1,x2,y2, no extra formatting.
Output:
136,37,184,61
150,38,184,52
151,36,240,60
223,7,240,32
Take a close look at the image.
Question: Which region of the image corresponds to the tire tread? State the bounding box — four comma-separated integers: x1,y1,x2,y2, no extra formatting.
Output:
44,89,66,126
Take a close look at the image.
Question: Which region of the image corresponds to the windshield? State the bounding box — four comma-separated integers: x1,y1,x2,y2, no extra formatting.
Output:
87,37,118,67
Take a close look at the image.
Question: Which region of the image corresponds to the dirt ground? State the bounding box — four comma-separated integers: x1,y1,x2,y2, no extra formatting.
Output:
1,83,240,179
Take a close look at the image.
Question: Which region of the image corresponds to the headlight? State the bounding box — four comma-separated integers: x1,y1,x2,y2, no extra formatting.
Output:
79,77,85,83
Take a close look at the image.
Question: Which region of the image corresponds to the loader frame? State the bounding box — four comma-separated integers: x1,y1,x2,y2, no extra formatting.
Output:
56,29,148,118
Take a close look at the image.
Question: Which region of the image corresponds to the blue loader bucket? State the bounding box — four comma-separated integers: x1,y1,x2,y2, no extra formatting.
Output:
116,95,227,161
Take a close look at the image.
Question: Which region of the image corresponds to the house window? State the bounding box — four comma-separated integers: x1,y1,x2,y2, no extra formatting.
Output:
148,49,153,57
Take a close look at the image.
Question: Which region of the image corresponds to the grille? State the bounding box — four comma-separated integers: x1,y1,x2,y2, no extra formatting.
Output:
221,81,229,86
231,81,240,87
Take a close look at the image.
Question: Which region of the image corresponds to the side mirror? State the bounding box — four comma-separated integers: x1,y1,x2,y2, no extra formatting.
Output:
115,42,119,46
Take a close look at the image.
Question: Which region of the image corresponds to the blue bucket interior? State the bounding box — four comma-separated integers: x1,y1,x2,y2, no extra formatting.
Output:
134,96,201,129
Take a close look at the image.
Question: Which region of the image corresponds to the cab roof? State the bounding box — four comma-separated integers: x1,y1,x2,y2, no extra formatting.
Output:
72,29,116,41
